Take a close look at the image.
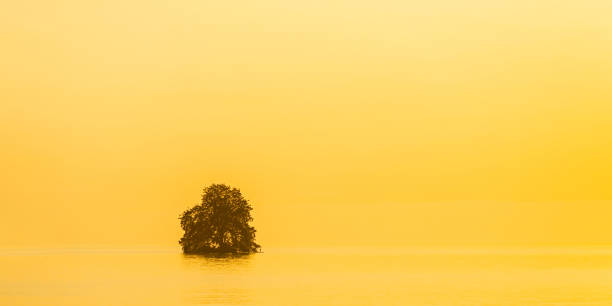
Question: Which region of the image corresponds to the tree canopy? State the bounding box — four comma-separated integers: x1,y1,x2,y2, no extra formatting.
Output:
179,184,260,254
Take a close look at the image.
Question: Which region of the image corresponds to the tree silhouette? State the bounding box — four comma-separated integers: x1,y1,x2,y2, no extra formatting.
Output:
179,184,260,254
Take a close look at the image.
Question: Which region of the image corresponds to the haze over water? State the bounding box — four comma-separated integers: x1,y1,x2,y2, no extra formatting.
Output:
2,0,612,304
2,247,612,305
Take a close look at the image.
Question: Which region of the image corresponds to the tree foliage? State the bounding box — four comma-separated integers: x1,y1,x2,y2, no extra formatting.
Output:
179,184,260,254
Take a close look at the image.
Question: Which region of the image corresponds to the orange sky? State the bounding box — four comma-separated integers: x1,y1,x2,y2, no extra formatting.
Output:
1,0,612,248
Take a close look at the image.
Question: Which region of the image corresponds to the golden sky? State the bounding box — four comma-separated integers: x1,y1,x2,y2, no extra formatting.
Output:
1,0,612,247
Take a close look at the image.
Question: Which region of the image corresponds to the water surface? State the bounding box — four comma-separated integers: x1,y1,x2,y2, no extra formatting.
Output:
1,247,612,305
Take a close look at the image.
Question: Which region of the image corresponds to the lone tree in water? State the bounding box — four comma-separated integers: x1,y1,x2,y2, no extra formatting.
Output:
179,184,260,254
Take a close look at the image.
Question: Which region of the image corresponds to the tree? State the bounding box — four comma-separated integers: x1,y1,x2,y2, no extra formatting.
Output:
179,184,260,254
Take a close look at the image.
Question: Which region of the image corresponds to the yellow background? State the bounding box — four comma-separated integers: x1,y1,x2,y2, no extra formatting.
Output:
2,0,611,247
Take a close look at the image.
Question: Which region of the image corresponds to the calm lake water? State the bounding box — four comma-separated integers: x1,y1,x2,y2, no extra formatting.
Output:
1,247,612,305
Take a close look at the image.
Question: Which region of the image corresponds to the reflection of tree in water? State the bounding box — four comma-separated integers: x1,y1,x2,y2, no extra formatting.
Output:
181,252,254,272
181,252,255,305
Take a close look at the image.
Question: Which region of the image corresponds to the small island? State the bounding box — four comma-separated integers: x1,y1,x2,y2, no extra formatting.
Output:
179,184,261,254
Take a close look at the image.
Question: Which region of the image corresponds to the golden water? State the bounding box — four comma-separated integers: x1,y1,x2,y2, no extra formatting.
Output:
1,247,612,305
